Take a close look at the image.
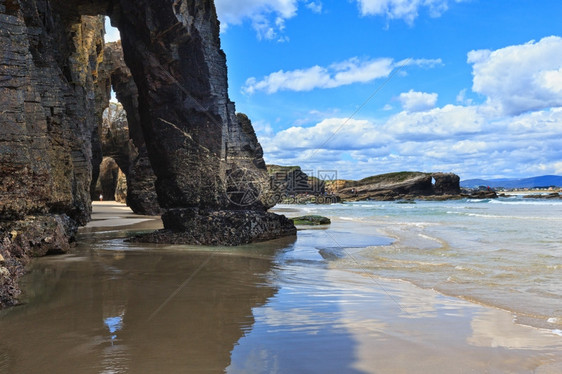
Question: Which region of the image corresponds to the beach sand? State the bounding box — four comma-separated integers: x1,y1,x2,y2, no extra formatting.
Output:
86,201,163,229
0,202,560,373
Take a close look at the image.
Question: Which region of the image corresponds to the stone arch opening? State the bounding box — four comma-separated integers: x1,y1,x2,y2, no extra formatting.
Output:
96,40,162,215
2,0,294,246
1,0,296,308
93,156,125,202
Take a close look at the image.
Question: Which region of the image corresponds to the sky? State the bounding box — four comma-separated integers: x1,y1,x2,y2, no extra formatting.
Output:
105,1,562,180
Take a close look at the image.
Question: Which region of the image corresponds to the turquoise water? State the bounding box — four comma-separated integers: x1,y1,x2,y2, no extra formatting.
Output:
283,196,562,330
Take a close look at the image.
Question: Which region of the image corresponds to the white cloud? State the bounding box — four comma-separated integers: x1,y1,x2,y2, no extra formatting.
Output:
259,105,562,180
244,57,393,94
456,88,472,105
537,68,562,94
215,0,298,40
104,17,121,42
243,57,441,94
386,104,484,141
468,36,562,116
398,90,438,112
398,58,444,68
261,118,391,153
355,0,455,25
306,1,323,13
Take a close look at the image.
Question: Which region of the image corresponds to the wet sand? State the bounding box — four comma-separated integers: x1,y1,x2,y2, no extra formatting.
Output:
86,201,163,229
0,202,561,373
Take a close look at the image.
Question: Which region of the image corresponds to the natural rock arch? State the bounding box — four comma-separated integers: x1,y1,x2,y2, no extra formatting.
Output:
0,0,295,307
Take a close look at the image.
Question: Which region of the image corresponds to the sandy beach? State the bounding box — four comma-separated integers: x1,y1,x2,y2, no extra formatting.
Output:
86,201,163,229
0,201,561,373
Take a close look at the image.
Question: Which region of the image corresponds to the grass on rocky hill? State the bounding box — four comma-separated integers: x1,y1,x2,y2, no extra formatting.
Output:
356,171,427,186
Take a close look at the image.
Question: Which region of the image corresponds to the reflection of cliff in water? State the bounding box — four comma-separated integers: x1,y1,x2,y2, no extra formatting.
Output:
0,232,293,373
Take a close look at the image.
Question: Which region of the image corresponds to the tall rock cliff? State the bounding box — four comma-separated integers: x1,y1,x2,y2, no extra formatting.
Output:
110,0,295,244
1,0,295,307
1,3,106,306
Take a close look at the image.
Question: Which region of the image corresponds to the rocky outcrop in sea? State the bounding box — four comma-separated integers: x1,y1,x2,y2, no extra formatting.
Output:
331,172,497,201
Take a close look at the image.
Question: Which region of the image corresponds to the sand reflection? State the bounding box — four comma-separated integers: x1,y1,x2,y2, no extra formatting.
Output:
0,211,294,373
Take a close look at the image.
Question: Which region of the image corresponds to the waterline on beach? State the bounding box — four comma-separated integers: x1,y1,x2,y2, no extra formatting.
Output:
279,197,562,332
0,201,561,373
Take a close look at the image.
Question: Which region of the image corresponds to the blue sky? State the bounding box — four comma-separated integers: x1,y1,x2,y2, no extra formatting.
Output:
106,1,562,180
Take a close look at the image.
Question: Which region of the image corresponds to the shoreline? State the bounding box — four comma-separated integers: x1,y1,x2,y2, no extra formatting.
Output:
1,201,560,373
273,201,562,333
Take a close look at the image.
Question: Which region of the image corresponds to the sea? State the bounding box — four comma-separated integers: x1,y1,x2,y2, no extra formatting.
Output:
282,194,562,331
1,196,561,373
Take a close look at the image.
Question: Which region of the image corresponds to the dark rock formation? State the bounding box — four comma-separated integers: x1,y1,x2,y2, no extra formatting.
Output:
521,192,561,199
0,0,295,306
95,156,120,201
114,169,127,203
99,42,162,215
336,172,465,201
111,0,294,241
135,209,296,246
432,172,461,195
235,113,267,170
290,215,331,225
266,164,332,204
268,165,316,195
1,215,77,307
466,190,498,199
126,151,162,215
1,6,106,306
0,10,104,224
99,103,130,176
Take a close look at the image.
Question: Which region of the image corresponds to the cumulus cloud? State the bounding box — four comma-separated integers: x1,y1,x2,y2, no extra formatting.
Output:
260,118,392,153
214,0,297,40
398,90,438,112
468,36,562,116
355,0,456,25
261,105,485,163
260,105,562,180
244,57,393,94
243,57,441,94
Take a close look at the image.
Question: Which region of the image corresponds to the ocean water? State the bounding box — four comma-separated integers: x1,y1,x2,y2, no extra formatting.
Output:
285,195,562,330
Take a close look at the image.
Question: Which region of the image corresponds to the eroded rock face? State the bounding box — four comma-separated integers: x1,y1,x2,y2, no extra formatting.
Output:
1,215,77,307
126,149,162,215
114,168,127,203
110,0,295,242
1,0,294,305
337,172,462,201
432,172,461,195
137,209,296,246
96,157,120,201
98,42,162,215
1,4,106,306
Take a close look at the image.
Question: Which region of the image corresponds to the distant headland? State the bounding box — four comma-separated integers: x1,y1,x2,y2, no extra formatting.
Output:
267,166,498,203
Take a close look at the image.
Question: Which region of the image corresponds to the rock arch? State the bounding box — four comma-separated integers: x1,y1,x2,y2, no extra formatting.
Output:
0,0,295,307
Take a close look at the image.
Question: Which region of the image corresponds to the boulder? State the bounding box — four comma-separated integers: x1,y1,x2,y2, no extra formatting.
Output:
290,215,331,225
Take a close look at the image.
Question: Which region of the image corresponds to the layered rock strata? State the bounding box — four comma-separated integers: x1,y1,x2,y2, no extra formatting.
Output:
1,6,105,306
99,42,162,215
336,172,466,201
1,0,295,306
111,0,294,244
